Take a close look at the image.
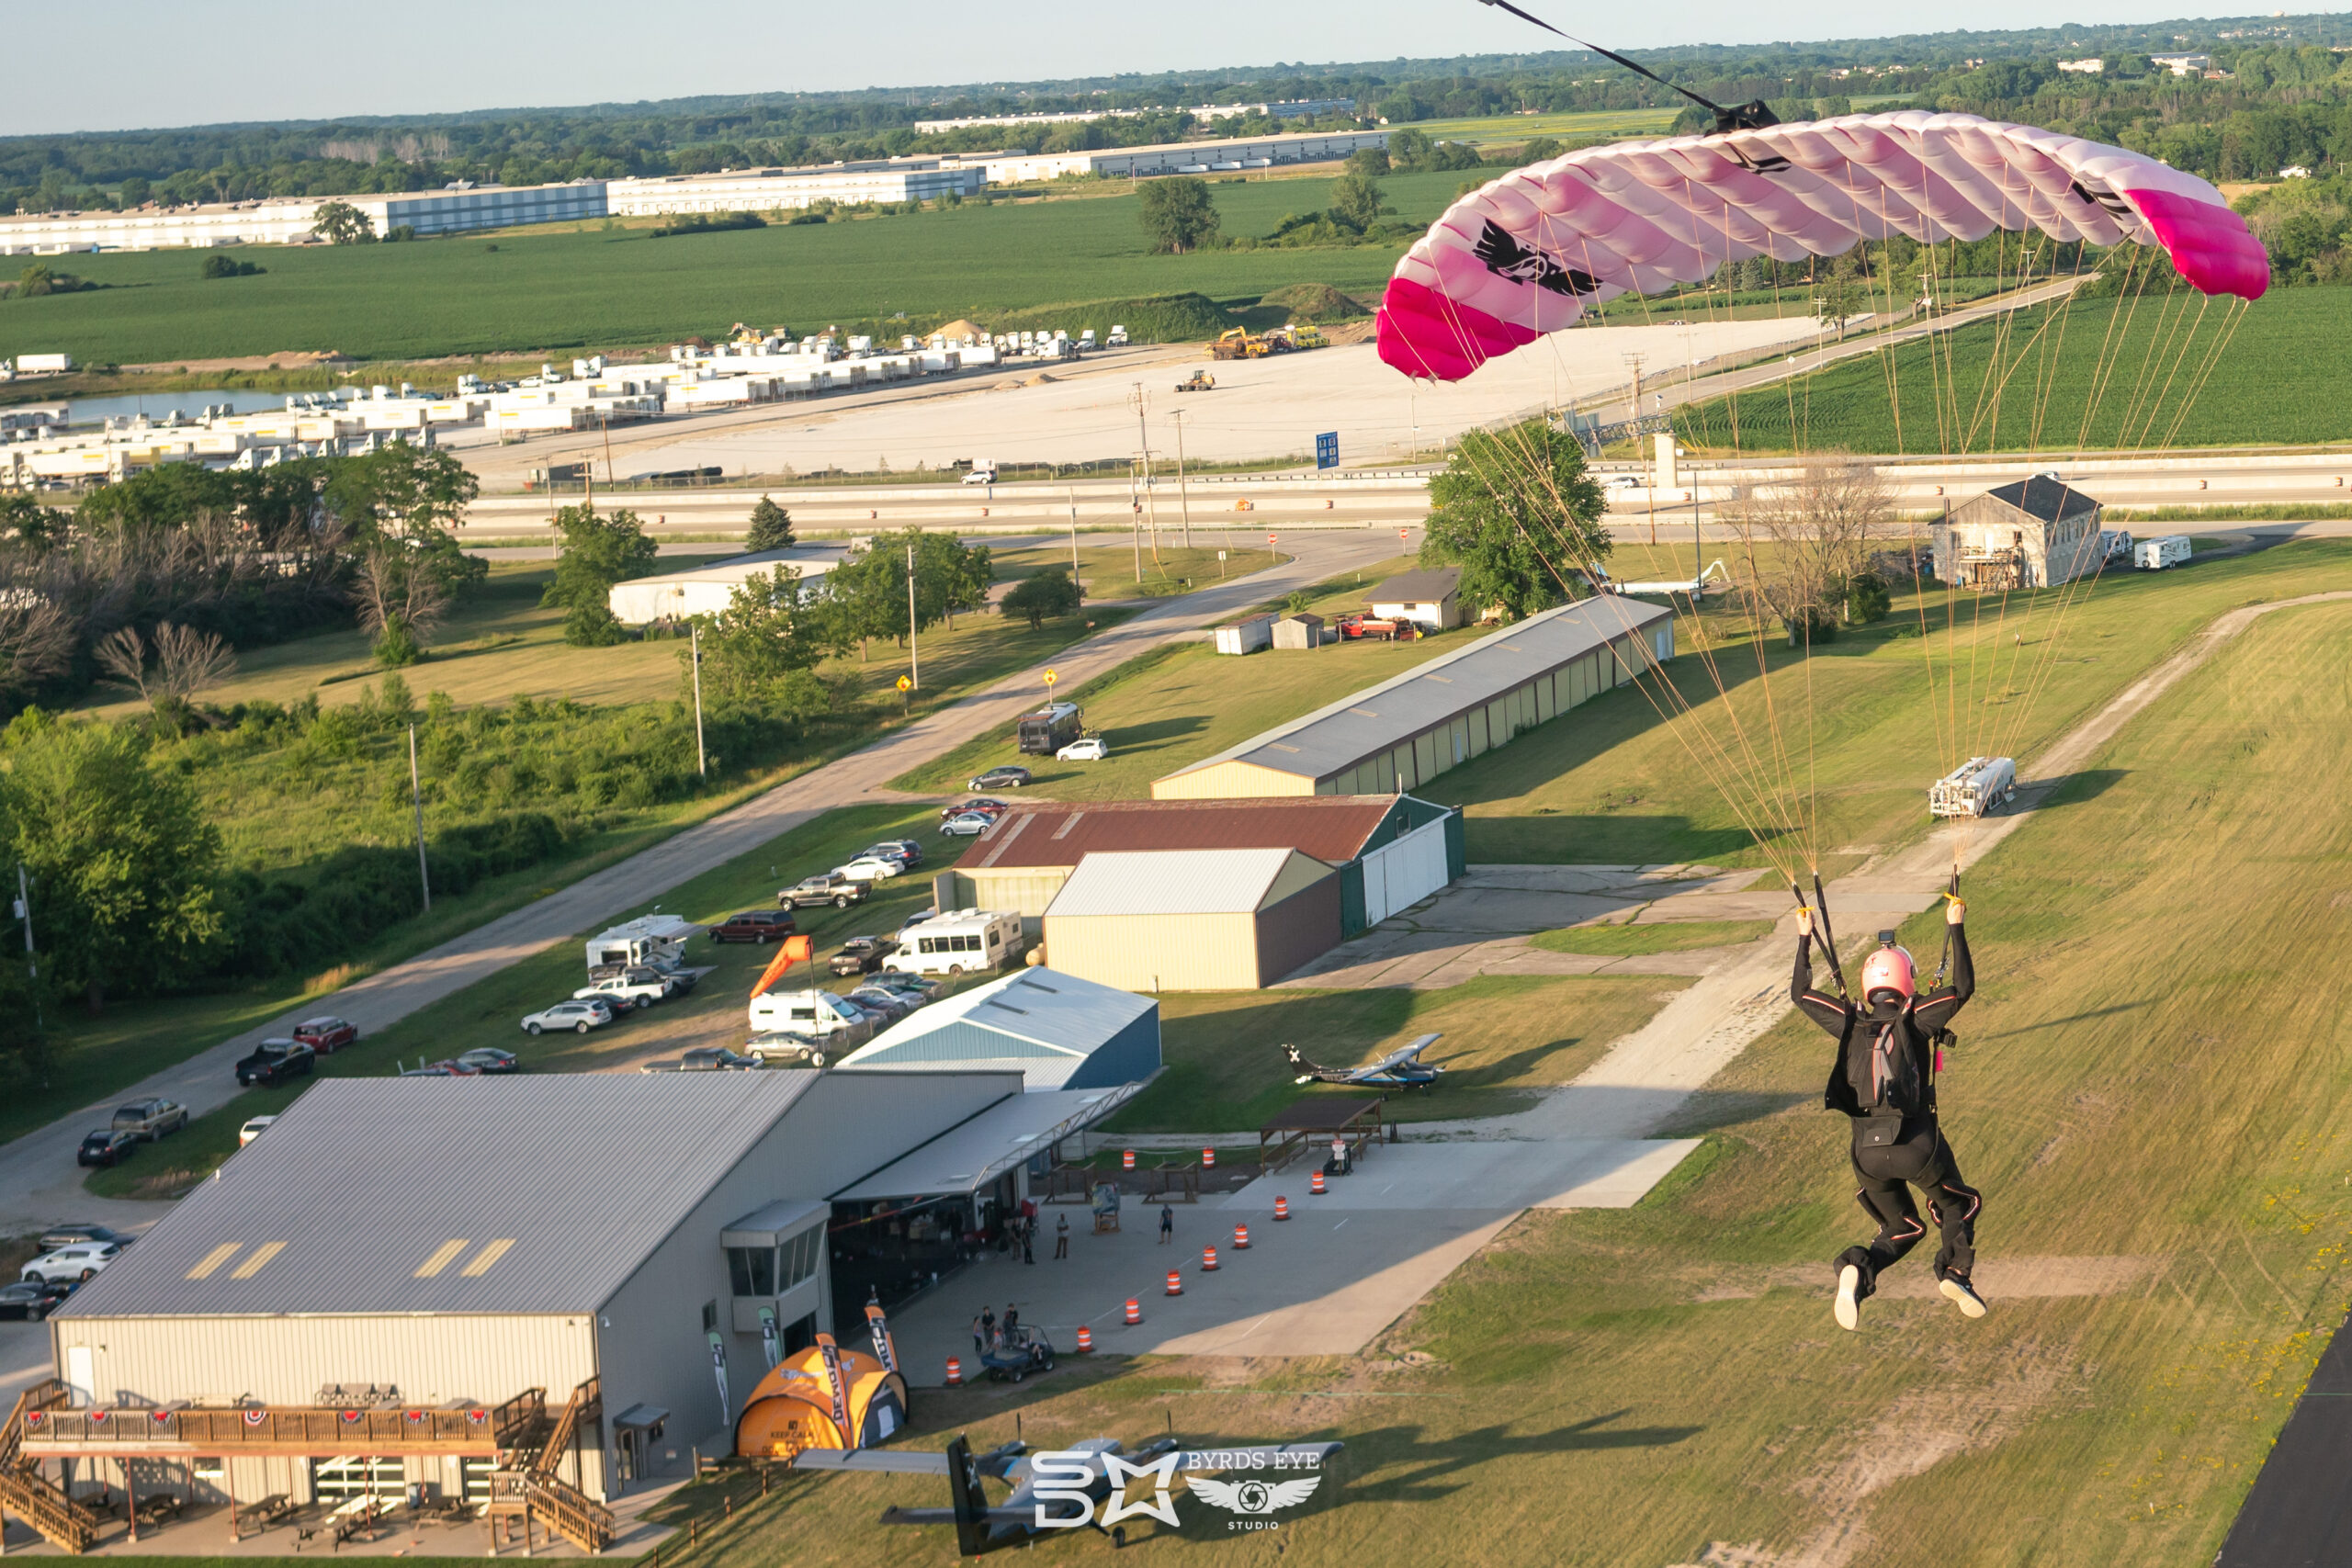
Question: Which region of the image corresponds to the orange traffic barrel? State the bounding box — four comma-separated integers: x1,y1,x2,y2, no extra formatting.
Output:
1273,1196,1290,1221
1076,1325,1093,1352
1123,1149,1136,1170
1165,1269,1182,1296
1202,1246,1219,1271
1125,1298,1143,1325
1310,1169,1327,1195
1202,1146,1216,1168
1234,1224,1251,1249
945,1358,962,1386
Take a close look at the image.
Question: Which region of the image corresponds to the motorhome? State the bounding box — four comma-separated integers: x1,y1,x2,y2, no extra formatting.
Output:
745,988,875,1043
1928,756,2018,818
884,909,1023,976
2135,535,2192,570
584,915,697,974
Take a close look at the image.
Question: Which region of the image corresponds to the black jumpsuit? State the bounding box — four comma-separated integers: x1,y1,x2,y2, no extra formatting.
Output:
1792,926,1981,1297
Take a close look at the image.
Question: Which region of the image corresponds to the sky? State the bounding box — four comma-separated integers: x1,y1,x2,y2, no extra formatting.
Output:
9,0,2197,138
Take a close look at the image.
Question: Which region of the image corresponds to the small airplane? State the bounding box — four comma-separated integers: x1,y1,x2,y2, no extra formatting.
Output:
1283,1032,1447,1090
798,1432,1342,1554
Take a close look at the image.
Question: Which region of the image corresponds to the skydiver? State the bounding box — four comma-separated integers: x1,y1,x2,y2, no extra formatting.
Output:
1792,897,1986,1329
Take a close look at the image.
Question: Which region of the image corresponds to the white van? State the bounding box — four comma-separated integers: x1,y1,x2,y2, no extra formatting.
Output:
2135,535,2192,570
884,909,1023,977
746,988,873,1042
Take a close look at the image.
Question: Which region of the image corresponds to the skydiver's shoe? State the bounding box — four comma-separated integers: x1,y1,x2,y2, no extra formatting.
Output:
1939,1270,1988,1318
1834,1264,1862,1331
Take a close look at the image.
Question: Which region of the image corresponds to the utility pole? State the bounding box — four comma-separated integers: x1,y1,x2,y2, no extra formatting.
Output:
1623,353,1645,425
905,542,921,692
1171,409,1193,550
1129,383,1159,564
690,622,707,776
408,725,431,913
1067,487,1081,599
1130,462,1143,583
16,864,41,1037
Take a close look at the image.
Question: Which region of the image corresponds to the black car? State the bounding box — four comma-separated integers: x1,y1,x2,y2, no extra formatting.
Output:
711,908,801,943
38,1224,130,1251
967,767,1033,791
455,1047,521,1074
780,874,868,911
0,1280,70,1321
828,936,899,977
856,840,925,870
77,1129,137,1168
237,1038,316,1088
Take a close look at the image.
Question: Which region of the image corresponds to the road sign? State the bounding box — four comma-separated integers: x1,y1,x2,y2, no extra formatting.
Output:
1315,432,1340,469
1267,534,1278,547
896,676,911,692
1043,670,1057,687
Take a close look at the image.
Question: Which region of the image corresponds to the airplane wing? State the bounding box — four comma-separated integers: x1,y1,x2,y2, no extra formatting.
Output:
1171,1441,1345,1470
798,1449,953,1475
878,1506,1041,1526
1373,1032,1443,1070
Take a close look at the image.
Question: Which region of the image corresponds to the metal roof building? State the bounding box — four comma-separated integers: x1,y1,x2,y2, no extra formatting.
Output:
934,793,1462,942
833,967,1161,1091
1367,566,1464,630
32,1069,1115,1529
606,547,837,625
1040,847,1342,991
1153,596,1675,800
1932,477,2105,590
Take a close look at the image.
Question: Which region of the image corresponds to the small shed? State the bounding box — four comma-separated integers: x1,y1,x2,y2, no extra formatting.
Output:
832,966,1160,1091
1215,614,1275,655
1272,613,1325,649
1368,567,1463,630
1932,477,2104,590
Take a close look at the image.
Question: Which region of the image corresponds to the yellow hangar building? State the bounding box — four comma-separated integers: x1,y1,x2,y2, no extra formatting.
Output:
1152,597,1675,800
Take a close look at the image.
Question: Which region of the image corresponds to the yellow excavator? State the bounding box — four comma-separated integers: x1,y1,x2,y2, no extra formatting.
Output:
1207,328,1269,361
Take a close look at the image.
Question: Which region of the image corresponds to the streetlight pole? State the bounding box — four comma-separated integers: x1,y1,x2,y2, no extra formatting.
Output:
16,864,41,1037
1171,410,1193,550
408,724,431,913
906,542,921,693
690,622,707,776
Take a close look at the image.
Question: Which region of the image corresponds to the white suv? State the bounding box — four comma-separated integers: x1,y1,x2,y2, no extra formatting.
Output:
23,1242,121,1284
521,999,616,1035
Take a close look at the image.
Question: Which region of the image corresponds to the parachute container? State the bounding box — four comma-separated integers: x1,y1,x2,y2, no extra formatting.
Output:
1377,111,2270,382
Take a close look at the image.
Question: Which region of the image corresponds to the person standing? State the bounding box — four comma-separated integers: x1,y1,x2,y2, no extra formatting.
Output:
1003,1304,1020,1337
1020,1218,1035,1266
1055,1213,1070,1259
970,1312,985,1355
980,1306,996,1349
1159,1203,1174,1244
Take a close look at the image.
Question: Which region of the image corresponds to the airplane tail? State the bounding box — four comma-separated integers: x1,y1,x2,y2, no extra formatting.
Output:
944,1435,991,1558
1282,1043,1325,1083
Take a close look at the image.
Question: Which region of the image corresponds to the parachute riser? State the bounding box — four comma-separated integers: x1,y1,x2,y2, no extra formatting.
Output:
1794,880,1849,1001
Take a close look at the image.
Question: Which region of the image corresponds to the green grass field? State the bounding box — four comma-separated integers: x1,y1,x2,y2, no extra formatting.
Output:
1436,537,2352,868
1529,918,1778,957
1390,107,1684,146
0,172,1478,367
1676,285,2352,452
556,593,2352,1568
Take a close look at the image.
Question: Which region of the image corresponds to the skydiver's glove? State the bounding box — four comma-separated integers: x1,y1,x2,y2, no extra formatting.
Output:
1945,897,1966,926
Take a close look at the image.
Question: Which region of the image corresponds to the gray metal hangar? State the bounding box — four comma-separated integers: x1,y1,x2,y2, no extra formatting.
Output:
12,1068,1127,1551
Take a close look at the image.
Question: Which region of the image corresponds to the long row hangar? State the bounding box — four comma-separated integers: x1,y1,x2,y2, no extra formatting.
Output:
10,1071,1142,1551
1152,597,1676,800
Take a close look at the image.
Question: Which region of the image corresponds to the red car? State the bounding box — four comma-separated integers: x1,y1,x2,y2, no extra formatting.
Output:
292,1016,359,1055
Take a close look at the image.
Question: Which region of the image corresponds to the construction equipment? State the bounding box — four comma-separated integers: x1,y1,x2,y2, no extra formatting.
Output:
1264,322,1329,353
1207,328,1268,361
1175,369,1216,393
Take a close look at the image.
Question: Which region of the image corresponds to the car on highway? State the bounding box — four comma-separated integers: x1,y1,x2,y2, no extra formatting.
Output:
110,1099,190,1142
1600,473,1642,490
961,468,997,486
779,874,866,911
75,1129,138,1168
21,1242,121,1284
940,812,996,838
237,1038,316,1088
38,1224,131,1252
0,1280,71,1321
238,1115,277,1146
522,999,615,1035
290,1016,360,1055
713,908,802,943
967,766,1033,791
834,855,907,883
744,1033,831,1067
940,797,1008,820
456,1047,521,1075
643,1048,763,1073
829,936,899,976
1056,736,1110,761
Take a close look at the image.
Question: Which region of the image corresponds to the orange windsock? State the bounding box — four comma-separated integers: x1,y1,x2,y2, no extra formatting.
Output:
750,934,813,998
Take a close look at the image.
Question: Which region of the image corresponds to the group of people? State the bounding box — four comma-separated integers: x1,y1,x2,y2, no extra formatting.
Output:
970,1303,1023,1354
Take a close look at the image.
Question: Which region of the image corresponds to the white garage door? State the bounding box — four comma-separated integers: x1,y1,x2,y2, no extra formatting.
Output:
1360,818,1452,927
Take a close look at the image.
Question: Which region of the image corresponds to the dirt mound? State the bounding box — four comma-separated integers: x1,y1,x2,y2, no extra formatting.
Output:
1258,283,1372,323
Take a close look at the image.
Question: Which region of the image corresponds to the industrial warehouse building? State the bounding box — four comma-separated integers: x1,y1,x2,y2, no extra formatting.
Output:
1039,846,1344,991
0,181,608,252
1931,476,2106,589
22,1070,1139,1545
606,163,983,216
934,794,1463,942
835,966,1159,1089
606,547,835,624
1154,597,1676,800
976,130,1388,183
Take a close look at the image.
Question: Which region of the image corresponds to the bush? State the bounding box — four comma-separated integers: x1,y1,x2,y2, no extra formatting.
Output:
652,211,767,238
200,254,264,278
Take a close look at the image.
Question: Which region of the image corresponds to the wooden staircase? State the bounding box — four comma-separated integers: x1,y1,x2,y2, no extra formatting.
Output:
0,1382,101,1553
492,1378,614,1554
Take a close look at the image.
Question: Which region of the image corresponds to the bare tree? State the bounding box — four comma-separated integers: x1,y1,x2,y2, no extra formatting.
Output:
356,546,449,656
152,622,236,698
1734,453,1896,644
95,626,152,698
0,590,80,705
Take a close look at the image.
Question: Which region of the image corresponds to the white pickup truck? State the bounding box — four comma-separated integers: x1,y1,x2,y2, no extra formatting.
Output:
575,969,677,1011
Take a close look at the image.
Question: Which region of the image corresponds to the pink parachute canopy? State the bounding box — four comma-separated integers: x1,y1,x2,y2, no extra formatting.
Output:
1376,110,2269,382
